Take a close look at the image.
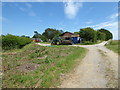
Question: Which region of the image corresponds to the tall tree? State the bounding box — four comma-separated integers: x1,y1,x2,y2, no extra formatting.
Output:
96,31,106,40
32,31,48,42
33,31,41,38
98,28,113,40
42,28,64,40
79,27,97,42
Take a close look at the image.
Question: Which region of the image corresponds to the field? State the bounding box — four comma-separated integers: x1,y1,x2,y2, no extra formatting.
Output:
2,43,87,88
105,40,119,54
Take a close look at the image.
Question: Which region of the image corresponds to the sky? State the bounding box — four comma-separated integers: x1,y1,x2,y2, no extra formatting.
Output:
2,2,119,40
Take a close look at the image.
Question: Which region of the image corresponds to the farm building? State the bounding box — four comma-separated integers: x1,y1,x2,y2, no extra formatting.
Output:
60,32,82,44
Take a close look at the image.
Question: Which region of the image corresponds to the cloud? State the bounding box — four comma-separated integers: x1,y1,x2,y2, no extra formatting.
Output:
110,13,118,19
84,12,118,40
86,21,118,40
16,3,36,17
0,16,8,22
2,0,120,2
29,11,36,16
64,1,82,19
85,20,93,24
0,17,2,22
25,3,32,8
19,7,26,11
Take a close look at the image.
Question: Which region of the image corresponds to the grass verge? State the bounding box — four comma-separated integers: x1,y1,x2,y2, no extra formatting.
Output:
38,42,50,44
77,40,103,45
2,43,87,88
105,40,120,54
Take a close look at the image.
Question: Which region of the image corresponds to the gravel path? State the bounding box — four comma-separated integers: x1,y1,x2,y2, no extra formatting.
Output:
37,42,118,88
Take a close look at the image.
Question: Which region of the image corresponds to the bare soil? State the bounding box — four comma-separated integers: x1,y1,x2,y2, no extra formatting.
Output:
16,63,40,72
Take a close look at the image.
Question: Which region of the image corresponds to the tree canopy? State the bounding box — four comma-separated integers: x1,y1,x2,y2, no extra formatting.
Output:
79,27,97,42
96,31,106,40
42,28,64,40
98,28,113,40
33,31,41,38
79,27,113,42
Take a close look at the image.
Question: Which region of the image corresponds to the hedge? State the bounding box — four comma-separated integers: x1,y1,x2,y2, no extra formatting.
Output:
2,34,32,50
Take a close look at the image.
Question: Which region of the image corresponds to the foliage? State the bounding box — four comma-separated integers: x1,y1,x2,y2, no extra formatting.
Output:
97,31,106,40
79,27,113,43
33,31,41,38
74,32,79,34
32,31,48,42
39,35,48,42
79,27,97,42
21,35,30,38
42,28,64,40
98,28,113,40
2,34,32,50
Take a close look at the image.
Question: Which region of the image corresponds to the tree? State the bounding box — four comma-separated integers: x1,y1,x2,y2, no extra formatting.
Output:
97,31,106,40
32,31,48,42
59,30,64,33
42,28,64,40
33,31,41,38
74,32,79,34
21,35,30,38
39,35,48,42
79,27,97,42
98,28,113,40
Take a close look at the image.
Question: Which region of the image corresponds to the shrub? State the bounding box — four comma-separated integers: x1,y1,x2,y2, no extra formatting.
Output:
2,34,32,50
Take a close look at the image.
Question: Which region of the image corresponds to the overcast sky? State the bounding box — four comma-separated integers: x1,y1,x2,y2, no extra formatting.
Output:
2,2,118,40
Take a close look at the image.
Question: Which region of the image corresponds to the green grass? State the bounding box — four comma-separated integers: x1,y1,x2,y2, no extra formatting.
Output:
105,40,120,54
77,40,103,45
2,43,87,88
38,42,50,44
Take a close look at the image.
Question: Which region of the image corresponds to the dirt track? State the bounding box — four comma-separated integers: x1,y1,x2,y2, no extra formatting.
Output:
59,41,118,88
37,42,118,88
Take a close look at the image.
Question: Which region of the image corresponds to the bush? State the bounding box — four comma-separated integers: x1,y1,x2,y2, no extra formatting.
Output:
2,34,32,50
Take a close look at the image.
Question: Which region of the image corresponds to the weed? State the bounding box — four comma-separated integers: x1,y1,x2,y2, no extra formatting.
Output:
2,43,87,88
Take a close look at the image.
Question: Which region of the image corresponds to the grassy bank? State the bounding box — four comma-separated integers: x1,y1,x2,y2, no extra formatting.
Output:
2,43,87,88
105,40,119,54
38,42,50,44
77,40,103,45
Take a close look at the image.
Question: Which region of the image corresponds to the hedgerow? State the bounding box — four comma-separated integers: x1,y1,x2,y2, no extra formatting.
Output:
2,34,32,50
